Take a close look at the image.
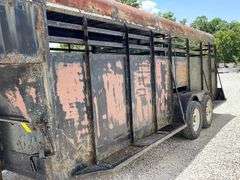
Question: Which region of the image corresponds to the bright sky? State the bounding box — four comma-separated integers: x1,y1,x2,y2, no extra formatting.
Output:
140,0,240,23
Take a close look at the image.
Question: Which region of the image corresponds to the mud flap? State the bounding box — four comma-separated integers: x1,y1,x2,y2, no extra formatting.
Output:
215,88,226,101
215,68,226,101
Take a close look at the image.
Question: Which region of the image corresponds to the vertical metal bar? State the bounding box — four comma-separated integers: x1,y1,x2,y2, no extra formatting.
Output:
168,36,186,123
213,45,218,98
167,35,174,120
168,36,173,67
186,38,191,91
83,16,97,164
208,42,213,96
124,23,134,143
150,31,158,132
68,43,71,52
200,42,204,90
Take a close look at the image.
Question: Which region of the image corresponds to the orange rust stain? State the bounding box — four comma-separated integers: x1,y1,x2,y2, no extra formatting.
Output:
132,61,152,128
5,88,29,118
56,63,89,142
102,63,126,128
56,63,85,120
174,60,188,87
155,59,169,113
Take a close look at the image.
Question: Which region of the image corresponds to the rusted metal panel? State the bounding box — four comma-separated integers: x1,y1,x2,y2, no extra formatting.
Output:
0,64,48,177
0,65,47,121
172,57,188,88
90,54,130,161
47,0,213,43
130,55,154,140
155,56,172,129
49,53,94,175
0,0,46,64
190,57,201,91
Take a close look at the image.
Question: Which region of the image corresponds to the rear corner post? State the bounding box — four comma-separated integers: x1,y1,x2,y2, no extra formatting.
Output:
150,31,158,132
200,42,204,91
208,42,213,96
123,23,134,143
186,38,191,91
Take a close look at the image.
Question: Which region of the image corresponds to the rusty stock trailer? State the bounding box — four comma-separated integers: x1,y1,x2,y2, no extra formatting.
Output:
0,0,223,179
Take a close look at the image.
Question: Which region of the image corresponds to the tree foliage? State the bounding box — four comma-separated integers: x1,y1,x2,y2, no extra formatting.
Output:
159,11,176,22
215,30,240,63
120,0,140,7
191,16,228,34
192,16,240,63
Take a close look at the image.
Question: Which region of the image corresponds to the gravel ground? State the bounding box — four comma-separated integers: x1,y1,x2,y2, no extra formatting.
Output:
3,72,240,180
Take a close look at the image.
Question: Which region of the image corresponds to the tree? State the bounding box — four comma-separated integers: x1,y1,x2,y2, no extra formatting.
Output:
191,16,240,63
180,18,187,25
215,29,240,63
159,11,176,22
191,16,210,33
120,0,140,7
208,18,228,34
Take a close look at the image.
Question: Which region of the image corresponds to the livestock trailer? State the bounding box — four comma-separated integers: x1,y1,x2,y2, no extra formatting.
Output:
0,0,225,179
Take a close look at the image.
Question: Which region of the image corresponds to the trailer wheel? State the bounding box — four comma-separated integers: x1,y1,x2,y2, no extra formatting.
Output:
182,101,203,140
201,95,213,128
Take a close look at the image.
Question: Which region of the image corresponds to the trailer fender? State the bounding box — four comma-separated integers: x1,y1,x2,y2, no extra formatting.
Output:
175,91,208,118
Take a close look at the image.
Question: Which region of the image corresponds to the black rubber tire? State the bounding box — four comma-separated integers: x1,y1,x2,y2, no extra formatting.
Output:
182,101,203,140
201,95,213,128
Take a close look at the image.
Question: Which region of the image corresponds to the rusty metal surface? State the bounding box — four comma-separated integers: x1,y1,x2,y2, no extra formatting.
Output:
90,54,130,161
0,65,47,121
0,1,219,179
173,57,188,88
0,64,47,156
0,0,51,178
130,55,154,140
47,0,213,43
203,56,210,91
155,56,172,129
49,53,94,175
0,0,46,64
190,56,202,91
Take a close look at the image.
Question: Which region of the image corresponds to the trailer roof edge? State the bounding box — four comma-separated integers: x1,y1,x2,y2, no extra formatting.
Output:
46,0,214,43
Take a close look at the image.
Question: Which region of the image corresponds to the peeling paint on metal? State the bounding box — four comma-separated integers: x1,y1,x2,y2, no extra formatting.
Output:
102,62,126,127
5,87,29,118
155,57,172,128
131,56,154,139
56,63,85,120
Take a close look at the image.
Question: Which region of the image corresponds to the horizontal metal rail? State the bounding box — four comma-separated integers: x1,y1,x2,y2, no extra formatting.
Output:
48,20,83,31
49,36,84,44
88,40,124,48
48,20,153,42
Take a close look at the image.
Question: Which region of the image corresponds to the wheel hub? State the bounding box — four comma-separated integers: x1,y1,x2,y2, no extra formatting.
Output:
192,108,200,132
206,100,213,123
